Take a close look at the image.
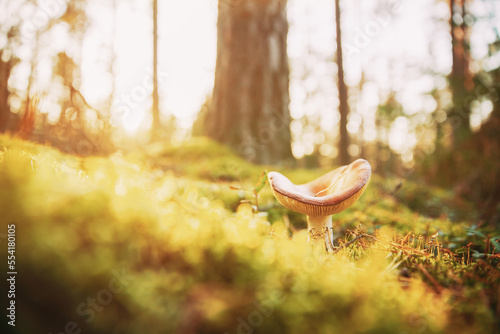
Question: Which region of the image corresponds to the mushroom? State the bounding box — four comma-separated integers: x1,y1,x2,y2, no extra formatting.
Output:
268,159,371,250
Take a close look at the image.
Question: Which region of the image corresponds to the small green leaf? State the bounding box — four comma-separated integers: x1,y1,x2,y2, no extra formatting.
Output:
467,229,486,238
254,170,268,194
491,240,500,252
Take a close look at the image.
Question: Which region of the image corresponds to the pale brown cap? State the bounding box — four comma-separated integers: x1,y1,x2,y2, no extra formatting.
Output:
268,159,371,216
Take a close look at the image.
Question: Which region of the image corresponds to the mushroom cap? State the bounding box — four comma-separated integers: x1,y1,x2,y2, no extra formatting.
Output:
268,159,371,216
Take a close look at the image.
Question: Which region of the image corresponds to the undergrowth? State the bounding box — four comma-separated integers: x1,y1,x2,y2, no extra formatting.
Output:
0,135,498,334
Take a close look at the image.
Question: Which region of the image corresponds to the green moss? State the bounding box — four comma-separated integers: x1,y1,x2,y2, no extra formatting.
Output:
1,134,497,334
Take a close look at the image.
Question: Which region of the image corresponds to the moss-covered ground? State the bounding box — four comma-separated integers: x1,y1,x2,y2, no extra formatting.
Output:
1,135,499,334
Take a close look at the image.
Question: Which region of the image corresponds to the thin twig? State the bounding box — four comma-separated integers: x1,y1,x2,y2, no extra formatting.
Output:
417,264,444,294
331,234,366,254
361,234,429,256
365,181,403,210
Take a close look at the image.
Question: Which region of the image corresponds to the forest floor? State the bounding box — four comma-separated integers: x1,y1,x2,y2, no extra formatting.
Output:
1,135,499,334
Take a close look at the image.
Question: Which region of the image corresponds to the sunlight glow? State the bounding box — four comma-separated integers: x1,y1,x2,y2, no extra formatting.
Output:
4,0,500,160
470,99,494,132
81,0,217,135
122,109,146,134
388,116,417,154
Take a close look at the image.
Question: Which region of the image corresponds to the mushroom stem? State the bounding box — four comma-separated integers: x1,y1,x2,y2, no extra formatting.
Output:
307,215,333,249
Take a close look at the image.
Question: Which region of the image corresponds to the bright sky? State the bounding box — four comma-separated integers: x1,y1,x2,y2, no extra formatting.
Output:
81,0,218,133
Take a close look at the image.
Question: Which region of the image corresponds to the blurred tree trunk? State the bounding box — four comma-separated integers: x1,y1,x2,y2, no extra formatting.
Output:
0,61,9,132
449,0,473,145
0,51,18,133
151,0,160,139
20,30,40,139
0,20,22,133
335,0,350,165
207,0,292,165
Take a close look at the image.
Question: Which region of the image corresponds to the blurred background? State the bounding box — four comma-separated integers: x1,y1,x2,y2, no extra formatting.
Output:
1,0,499,223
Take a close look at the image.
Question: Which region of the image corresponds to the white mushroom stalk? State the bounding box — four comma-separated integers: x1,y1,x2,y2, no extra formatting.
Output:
268,159,372,251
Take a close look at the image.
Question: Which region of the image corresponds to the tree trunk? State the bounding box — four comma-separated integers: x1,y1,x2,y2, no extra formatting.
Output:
20,29,39,139
449,0,473,145
207,0,292,165
335,0,350,165
151,0,160,139
0,51,17,133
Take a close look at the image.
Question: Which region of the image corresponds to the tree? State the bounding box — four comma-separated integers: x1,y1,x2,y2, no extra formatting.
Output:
0,28,20,133
335,0,350,165
206,0,292,165
151,0,160,139
449,0,473,145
